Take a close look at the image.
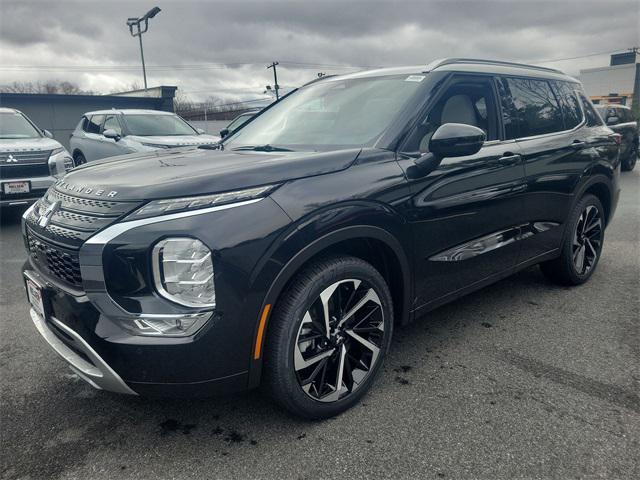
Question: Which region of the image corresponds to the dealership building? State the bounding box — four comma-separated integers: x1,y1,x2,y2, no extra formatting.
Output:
579,51,640,107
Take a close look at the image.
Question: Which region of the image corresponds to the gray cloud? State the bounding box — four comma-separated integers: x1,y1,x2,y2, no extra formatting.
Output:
1,0,638,102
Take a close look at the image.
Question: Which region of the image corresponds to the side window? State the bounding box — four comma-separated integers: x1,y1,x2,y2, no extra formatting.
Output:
554,82,583,129
578,93,602,127
403,76,499,153
501,77,564,137
80,116,89,132
86,115,104,134
103,115,122,135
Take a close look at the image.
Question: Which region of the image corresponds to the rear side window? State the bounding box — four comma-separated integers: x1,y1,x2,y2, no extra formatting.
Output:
499,77,564,137
578,93,603,127
86,115,104,134
554,82,583,129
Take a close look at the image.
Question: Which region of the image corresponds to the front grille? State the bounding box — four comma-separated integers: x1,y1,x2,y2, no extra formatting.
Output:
27,231,83,289
0,163,50,179
25,185,140,290
0,150,52,165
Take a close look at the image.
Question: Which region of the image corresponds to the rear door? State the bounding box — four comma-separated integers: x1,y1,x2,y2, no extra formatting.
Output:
498,76,589,264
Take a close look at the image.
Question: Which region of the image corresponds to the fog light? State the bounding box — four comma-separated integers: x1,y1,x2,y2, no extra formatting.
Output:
152,237,215,308
132,312,212,336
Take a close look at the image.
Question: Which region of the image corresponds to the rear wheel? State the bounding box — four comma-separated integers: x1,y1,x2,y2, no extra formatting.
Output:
540,194,604,285
621,142,637,171
263,255,393,419
73,151,86,167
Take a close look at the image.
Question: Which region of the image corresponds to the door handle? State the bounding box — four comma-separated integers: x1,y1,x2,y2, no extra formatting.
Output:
494,153,522,166
570,140,586,149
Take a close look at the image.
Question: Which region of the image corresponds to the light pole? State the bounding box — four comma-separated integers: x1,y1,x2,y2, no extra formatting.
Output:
126,6,162,90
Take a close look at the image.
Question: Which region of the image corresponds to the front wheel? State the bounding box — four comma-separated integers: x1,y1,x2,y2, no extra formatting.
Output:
73,151,86,167
263,256,393,419
540,194,605,285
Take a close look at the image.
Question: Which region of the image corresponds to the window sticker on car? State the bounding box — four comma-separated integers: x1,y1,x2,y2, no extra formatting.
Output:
405,75,425,82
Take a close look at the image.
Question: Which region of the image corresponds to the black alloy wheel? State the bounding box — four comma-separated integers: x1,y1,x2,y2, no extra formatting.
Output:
264,256,393,419
294,278,385,403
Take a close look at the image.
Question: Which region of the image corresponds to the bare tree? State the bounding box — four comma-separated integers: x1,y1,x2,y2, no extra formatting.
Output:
1,80,95,95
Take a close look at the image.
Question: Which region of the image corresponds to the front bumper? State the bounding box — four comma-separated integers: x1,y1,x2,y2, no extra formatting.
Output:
21,196,292,397
0,175,55,206
29,308,136,395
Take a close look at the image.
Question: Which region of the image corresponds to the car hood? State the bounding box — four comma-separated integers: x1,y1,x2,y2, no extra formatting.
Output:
126,134,220,146
0,137,63,152
57,147,362,201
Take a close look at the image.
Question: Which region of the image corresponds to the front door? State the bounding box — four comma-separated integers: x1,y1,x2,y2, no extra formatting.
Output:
396,74,527,311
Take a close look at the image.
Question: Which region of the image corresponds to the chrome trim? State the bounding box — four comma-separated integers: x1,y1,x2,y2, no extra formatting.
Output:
29,308,137,395
86,197,263,246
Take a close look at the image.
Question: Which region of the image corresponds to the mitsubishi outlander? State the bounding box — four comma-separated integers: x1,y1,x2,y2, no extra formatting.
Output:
22,59,620,419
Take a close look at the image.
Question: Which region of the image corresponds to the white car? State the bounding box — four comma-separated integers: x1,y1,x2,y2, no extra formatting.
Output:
69,109,220,164
0,107,73,207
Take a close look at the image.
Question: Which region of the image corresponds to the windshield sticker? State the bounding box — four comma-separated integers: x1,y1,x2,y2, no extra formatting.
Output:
405,75,425,82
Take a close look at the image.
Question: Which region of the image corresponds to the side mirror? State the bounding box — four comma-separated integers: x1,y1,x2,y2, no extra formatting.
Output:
196,128,205,134
103,129,121,141
219,128,230,138
606,116,619,126
415,123,486,170
43,129,54,139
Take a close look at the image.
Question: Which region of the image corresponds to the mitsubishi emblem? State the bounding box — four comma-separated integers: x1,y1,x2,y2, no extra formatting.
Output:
38,201,61,228
6,154,17,163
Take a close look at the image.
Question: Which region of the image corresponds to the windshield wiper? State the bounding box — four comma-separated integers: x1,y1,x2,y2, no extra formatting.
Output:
231,144,293,152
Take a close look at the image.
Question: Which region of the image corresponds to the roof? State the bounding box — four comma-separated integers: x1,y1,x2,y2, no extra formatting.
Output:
82,108,175,116
0,107,20,113
323,58,578,83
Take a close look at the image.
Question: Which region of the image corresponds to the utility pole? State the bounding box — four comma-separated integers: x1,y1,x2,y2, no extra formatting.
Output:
267,61,280,100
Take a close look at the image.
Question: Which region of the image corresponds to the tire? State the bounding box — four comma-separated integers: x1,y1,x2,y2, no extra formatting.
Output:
621,142,637,172
73,151,86,167
263,255,394,419
540,194,605,286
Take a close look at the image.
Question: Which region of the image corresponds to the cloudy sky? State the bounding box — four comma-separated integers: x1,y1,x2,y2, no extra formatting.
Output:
0,0,638,104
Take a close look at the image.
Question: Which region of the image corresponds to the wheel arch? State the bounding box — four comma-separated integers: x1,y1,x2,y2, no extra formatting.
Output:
247,224,412,389
574,174,614,226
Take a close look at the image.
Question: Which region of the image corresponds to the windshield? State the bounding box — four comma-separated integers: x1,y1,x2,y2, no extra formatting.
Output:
224,74,424,151
123,114,197,136
0,112,42,139
226,113,254,131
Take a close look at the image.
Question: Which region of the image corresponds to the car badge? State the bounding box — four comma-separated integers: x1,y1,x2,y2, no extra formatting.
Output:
38,200,61,228
6,154,17,163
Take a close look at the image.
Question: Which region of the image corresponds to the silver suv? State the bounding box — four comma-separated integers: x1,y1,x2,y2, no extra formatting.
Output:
69,109,220,164
0,108,73,207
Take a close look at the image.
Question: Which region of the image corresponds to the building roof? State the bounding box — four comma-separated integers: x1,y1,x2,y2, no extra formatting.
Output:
82,108,176,116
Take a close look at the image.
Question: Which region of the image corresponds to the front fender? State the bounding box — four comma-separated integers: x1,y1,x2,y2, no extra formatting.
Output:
245,201,413,389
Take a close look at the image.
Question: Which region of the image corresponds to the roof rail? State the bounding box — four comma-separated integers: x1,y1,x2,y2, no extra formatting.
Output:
424,58,564,74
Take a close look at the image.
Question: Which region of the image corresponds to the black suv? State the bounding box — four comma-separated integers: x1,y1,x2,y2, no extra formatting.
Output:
22,59,620,419
594,104,638,171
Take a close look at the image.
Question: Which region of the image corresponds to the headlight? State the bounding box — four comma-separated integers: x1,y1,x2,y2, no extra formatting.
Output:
129,184,276,219
152,237,215,308
48,147,74,177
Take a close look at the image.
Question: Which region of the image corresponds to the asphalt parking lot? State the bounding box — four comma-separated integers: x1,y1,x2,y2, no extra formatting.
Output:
1,170,638,480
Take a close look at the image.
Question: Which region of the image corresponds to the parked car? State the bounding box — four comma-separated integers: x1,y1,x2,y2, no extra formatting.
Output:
22,59,620,419
594,104,638,171
0,108,73,207
219,109,262,138
69,109,220,164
